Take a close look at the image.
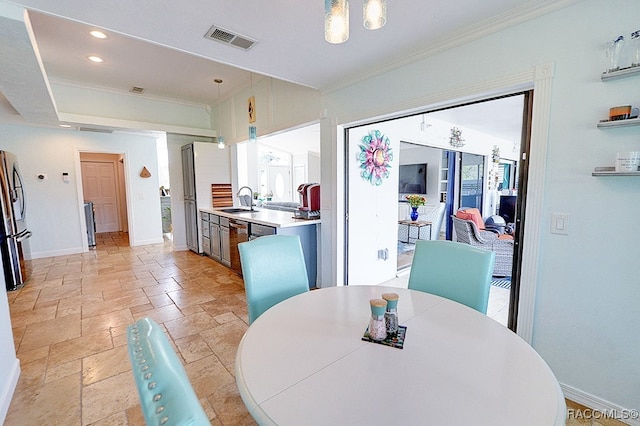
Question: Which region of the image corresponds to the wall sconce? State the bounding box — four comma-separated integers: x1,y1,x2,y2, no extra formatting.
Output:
325,0,349,44
217,136,226,149
363,0,386,30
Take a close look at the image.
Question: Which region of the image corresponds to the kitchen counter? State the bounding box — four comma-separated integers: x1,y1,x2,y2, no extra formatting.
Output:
200,207,319,286
200,207,321,228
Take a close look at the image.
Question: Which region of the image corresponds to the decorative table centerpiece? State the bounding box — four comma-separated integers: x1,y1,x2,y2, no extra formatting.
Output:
406,194,426,221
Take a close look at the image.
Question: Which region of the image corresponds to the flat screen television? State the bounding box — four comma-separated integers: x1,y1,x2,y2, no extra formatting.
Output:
398,163,427,195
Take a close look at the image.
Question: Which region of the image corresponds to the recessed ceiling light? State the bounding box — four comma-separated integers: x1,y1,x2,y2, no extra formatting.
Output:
88,56,103,63
90,30,107,39
59,124,71,128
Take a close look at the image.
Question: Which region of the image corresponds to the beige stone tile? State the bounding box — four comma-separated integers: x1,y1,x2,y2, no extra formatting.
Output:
142,278,182,296
180,304,205,316
81,308,134,335
9,304,58,329
167,287,216,309
82,371,138,425
46,358,81,383
89,411,129,426
57,293,104,312
16,345,49,364
33,298,60,311
82,345,131,386
102,286,145,301
125,405,146,426
200,318,248,368
174,333,215,363
184,354,236,401
129,302,154,314
131,303,184,324
206,382,257,426
19,313,82,352
214,311,242,324
82,294,150,319
37,283,82,302
4,373,81,426
58,304,82,317
164,311,218,340
48,329,113,367
147,292,173,308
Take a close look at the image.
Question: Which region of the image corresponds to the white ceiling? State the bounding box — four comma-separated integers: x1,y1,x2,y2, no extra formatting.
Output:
0,0,576,137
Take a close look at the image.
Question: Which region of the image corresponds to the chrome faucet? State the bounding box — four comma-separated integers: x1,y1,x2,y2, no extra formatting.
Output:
237,186,254,210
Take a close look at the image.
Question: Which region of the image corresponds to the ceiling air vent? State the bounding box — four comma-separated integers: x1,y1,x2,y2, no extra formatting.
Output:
204,25,257,50
129,86,145,94
79,127,113,133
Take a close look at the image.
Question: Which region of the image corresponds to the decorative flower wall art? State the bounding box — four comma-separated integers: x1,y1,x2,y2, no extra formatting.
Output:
358,130,393,186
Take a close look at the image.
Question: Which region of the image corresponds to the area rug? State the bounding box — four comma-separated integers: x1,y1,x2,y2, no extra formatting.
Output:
397,241,415,254
491,277,511,289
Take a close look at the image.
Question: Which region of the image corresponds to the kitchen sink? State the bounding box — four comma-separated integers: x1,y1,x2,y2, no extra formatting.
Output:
218,207,256,213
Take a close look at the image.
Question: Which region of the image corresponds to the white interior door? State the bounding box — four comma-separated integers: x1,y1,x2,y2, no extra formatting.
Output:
82,161,120,233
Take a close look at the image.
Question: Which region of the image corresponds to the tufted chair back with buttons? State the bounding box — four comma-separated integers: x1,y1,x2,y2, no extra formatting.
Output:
127,317,211,426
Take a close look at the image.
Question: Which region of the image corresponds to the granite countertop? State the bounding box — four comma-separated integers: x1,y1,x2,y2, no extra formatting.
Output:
200,207,321,228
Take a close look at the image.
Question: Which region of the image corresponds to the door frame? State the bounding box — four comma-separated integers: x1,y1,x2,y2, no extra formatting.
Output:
336,64,554,343
343,90,535,334
75,150,130,250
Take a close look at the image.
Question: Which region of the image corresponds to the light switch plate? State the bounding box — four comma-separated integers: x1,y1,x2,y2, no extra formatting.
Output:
551,213,569,235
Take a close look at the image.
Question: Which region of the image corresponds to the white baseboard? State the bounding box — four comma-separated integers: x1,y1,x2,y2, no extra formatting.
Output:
0,358,20,424
562,382,640,426
27,246,84,259
130,237,164,246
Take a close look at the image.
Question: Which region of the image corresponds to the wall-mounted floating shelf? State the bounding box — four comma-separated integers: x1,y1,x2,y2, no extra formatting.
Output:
597,118,640,129
601,66,640,81
592,166,640,177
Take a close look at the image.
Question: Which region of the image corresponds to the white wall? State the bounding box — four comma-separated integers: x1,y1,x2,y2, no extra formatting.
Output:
346,126,400,285
0,124,163,257
321,0,640,416
0,257,19,424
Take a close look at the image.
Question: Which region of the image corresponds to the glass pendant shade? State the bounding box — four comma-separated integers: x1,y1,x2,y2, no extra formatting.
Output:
325,0,349,44
363,0,386,30
217,136,225,149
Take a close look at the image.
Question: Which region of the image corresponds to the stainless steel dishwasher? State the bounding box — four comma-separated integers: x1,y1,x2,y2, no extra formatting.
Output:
228,218,248,275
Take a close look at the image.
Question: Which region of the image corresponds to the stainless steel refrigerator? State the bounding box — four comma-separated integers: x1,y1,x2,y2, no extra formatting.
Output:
0,151,32,291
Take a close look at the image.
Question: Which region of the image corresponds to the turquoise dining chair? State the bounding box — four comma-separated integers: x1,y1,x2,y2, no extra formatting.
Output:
238,234,310,324
407,240,495,314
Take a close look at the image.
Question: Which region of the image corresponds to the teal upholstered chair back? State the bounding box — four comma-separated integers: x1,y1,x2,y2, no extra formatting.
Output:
238,234,310,324
126,317,211,426
407,240,495,314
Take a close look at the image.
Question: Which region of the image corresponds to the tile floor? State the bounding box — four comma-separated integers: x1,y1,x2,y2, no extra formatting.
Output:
4,232,626,425
5,232,256,425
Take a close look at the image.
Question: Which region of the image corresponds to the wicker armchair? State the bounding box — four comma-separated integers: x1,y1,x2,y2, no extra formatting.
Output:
451,215,513,277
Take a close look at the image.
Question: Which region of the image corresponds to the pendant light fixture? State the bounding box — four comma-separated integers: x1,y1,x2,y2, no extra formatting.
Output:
325,0,349,44
363,0,386,30
214,79,226,149
325,0,386,44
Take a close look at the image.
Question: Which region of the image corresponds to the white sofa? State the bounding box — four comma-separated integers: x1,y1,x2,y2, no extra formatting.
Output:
398,202,446,242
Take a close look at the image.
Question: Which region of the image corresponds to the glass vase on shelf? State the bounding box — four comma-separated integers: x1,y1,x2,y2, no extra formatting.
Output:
605,35,625,73
410,207,419,221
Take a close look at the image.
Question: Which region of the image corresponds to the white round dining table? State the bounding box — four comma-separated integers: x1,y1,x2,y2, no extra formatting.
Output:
235,285,566,426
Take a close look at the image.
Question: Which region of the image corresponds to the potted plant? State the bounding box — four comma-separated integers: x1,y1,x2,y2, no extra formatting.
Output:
406,194,426,221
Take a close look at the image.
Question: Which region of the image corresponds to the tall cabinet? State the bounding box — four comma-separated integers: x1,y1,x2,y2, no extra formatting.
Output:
181,142,230,254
